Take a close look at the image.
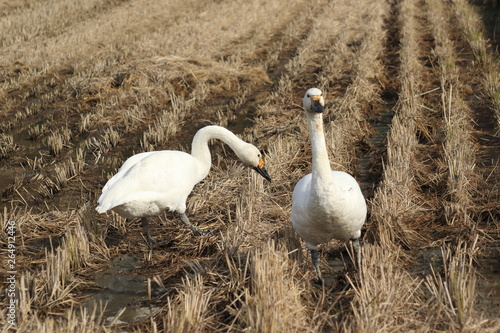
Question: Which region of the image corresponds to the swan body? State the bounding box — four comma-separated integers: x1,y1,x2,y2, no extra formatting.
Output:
97,151,201,218
96,125,271,245
291,88,366,282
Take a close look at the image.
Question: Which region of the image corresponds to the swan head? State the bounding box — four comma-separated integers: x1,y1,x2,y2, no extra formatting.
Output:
236,144,271,182
303,88,324,113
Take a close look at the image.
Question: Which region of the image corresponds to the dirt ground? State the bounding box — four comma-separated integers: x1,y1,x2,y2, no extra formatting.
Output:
0,0,499,331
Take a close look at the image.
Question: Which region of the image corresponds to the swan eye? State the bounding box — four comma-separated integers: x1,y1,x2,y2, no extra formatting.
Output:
306,94,310,98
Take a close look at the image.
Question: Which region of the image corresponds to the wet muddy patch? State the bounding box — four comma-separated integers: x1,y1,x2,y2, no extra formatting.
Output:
82,254,163,324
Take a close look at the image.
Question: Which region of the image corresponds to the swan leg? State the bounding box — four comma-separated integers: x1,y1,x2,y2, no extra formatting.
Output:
310,249,323,284
351,238,361,268
141,217,156,246
178,213,205,235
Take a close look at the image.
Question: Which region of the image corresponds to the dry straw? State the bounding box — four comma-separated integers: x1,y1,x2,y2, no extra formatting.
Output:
1,0,499,331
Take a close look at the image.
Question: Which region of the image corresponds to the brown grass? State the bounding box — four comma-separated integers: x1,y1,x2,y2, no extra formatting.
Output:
0,0,499,331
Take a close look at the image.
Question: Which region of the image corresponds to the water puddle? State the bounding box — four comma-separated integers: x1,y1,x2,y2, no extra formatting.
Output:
82,254,162,324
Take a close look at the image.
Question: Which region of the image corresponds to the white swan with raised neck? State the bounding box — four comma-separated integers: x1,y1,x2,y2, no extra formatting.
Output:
291,88,367,282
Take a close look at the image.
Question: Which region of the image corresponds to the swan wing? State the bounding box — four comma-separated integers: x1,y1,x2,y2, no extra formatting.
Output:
100,152,155,194
329,171,367,236
291,173,314,242
96,151,201,216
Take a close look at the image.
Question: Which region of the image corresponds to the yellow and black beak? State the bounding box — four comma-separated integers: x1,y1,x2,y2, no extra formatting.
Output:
311,95,324,113
253,157,271,182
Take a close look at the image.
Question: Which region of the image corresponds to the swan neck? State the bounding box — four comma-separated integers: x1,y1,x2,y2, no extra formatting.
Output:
191,126,245,176
306,112,332,182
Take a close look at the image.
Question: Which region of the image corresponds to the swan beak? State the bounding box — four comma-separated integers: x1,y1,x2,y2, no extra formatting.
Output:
254,158,271,182
311,96,324,113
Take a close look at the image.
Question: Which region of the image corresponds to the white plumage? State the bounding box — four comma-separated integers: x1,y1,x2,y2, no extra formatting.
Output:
291,88,367,282
96,125,271,245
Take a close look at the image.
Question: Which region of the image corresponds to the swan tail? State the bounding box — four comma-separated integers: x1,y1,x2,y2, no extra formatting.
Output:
95,205,108,214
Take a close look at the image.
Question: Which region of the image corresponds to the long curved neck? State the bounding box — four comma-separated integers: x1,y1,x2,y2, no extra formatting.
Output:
190,125,245,178
306,112,333,186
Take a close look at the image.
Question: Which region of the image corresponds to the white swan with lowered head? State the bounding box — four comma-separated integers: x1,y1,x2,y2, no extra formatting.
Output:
291,88,367,282
96,125,271,245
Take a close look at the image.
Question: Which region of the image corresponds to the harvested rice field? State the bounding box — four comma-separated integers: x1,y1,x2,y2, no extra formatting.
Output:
1,0,499,331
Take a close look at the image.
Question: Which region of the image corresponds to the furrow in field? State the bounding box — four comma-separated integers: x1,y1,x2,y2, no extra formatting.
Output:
349,3,428,328
367,0,452,249
353,0,401,199
426,0,477,227
422,0,499,325
448,0,500,320
450,0,500,226
0,1,292,202
346,0,499,329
